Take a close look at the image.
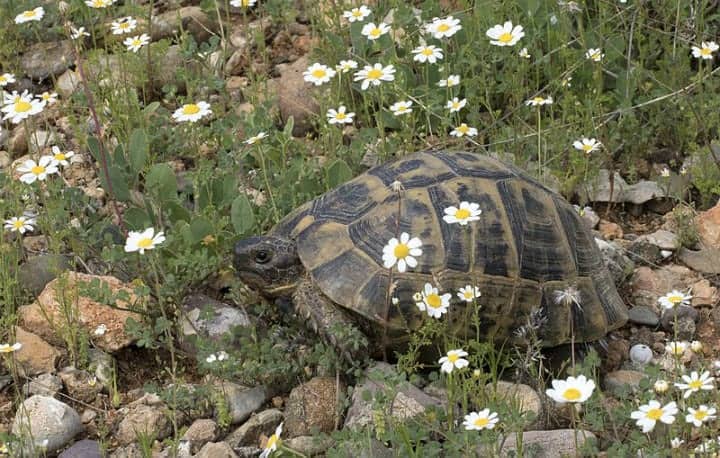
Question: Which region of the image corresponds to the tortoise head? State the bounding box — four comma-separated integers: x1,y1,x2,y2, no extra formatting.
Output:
233,236,304,298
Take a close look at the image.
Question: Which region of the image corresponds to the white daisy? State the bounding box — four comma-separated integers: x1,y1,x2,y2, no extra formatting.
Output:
361,22,390,40
353,63,395,90
260,423,283,458
415,283,451,319
70,26,90,40
124,34,150,53
692,41,719,59
172,101,212,123
86,0,115,7
438,75,460,87
425,16,462,39
245,132,268,145
666,341,689,357
443,201,481,225
50,146,75,167
670,437,685,449
445,97,467,113
653,379,669,394
336,60,358,73
658,290,692,309
389,101,413,116
230,0,257,7
2,91,45,124
486,21,525,47
686,405,716,427
4,216,36,234
0,343,22,353
519,47,531,58
463,409,499,431
15,7,44,24
326,106,355,124
412,45,443,64
303,63,336,86
691,340,704,353
585,48,604,62
343,6,371,23
0,73,16,87
124,227,166,254
111,17,138,35
16,156,58,184
450,123,478,137
382,232,422,273
675,371,715,398
546,375,596,404
660,167,671,178
457,285,481,303
630,400,678,433
573,138,602,154
438,349,469,373
525,96,553,106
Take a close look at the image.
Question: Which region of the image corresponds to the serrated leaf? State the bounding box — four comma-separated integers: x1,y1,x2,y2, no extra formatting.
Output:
231,194,255,234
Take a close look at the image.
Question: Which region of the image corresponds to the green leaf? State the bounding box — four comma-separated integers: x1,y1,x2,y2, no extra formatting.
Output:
128,129,148,173
97,165,130,202
231,194,255,234
326,159,353,189
87,135,102,163
283,116,295,138
189,217,213,243
124,207,151,229
145,164,177,201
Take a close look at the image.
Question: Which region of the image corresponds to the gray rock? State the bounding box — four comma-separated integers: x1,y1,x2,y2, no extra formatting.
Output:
59,367,103,404
573,205,600,229
152,7,218,43
284,436,336,456
660,304,699,330
581,169,666,205
276,56,320,136
493,429,596,457
629,344,654,366
344,362,443,430
603,370,646,397
27,130,63,155
218,383,268,425
285,377,342,437
234,446,262,458
195,442,237,458
226,409,282,447
486,381,543,428
88,348,114,386
636,229,679,251
17,254,72,296
678,248,720,274
23,373,63,397
182,419,218,454
116,403,172,445
56,69,81,98
14,327,61,376
627,306,659,327
21,41,75,80
12,395,83,454
180,294,250,354
58,439,102,458
595,238,635,285
626,240,663,265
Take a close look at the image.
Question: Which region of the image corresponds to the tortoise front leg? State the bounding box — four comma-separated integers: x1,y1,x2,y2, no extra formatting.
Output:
292,278,369,362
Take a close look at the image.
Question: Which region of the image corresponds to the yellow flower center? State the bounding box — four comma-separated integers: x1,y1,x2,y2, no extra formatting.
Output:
447,353,459,363
311,68,326,78
15,101,32,113
352,10,362,17
265,434,279,449
667,294,683,304
23,11,36,18
137,238,153,248
426,294,442,309
498,32,513,43
562,388,582,401
0,77,5,83
31,165,45,175
421,48,433,56
119,23,130,30
463,291,474,299
582,144,593,152
701,47,712,56
55,153,66,161
452,102,460,109
457,125,469,134
92,0,104,6
241,0,252,5
473,417,489,427
132,39,142,46
455,208,471,220
689,380,703,389
393,243,409,258
437,23,450,33
366,68,383,80
592,52,600,60
646,408,664,421
369,27,382,37
183,104,201,115
695,410,708,421
335,112,346,120
12,220,24,229
532,97,544,104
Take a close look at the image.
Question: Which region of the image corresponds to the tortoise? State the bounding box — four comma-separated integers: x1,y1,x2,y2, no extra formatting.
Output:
233,150,628,358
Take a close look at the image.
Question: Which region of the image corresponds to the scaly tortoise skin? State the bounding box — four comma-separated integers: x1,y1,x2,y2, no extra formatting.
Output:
233,150,628,355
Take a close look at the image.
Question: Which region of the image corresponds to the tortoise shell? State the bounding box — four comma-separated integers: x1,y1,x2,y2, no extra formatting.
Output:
273,150,627,347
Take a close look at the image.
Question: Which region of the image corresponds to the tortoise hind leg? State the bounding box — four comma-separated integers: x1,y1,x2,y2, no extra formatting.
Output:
292,279,369,362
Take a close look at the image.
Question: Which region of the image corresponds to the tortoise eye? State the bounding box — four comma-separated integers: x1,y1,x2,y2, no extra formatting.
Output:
255,250,271,264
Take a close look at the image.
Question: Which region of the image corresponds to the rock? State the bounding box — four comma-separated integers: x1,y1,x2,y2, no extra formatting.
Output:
678,248,720,274
152,7,218,43
0,150,11,169
276,56,321,136
697,201,720,249
344,362,443,430
58,368,103,404
285,377,342,437
195,442,237,458
14,327,61,376
58,439,102,458
56,69,81,98
581,169,666,205
574,205,600,229
630,265,698,310
603,370,646,397
180,294,251,355
12,395,83,454
493,429,596,457
17,254,72,296
660,305,699,340
595,238,635,286
226,409,282,447
28,130,63,155
116,403,172,446
629,344,654,366
18,272,143,352
627,306,659,327
486,381,543,428
21,41,75,80
217,383,268,425
182,419,218,454
626,240,662,265
88,348,115,386
636,229,679,251
284,436,336,456
598,220,623,240
690,278,719,307
23,373,63,397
